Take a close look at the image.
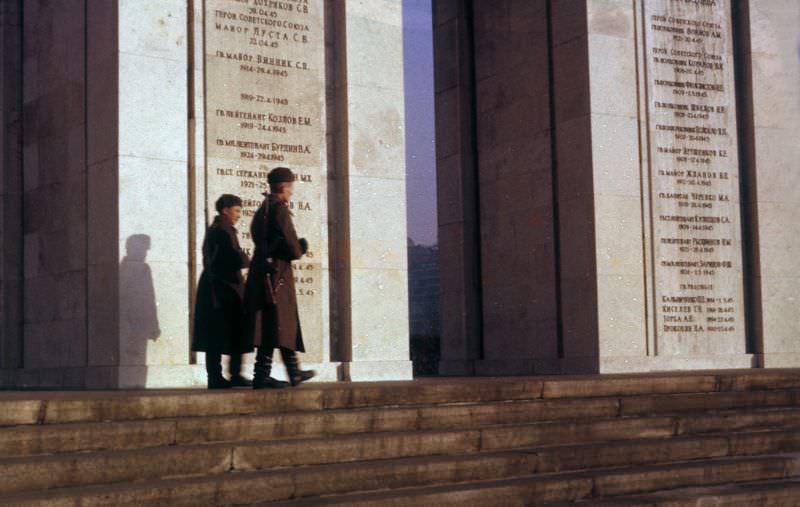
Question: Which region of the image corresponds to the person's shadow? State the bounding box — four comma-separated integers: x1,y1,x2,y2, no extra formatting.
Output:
119,235,161,372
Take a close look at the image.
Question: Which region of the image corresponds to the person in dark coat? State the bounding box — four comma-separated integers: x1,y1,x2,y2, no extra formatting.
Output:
192,194,253,389
246,167,316,389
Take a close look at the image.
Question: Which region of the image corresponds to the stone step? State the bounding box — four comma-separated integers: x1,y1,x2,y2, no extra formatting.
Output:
620,388,800,416
1,416,799,498
575,478,800,506
0,396,618,458
5,388,799,459
3,436,800,506
254,454,800,506
3,370,800,426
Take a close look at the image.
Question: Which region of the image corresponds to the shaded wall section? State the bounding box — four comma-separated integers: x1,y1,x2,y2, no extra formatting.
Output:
472,0,559,374
433,0,484,375
434,0,563,374
21,0,89,381
0,0,24,373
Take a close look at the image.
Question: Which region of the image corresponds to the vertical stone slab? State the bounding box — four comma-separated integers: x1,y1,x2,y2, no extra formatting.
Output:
0,1,23,382
86,0,120,387
203,0,331,376
337,0,411,380
116,0,192,387
433,0,484,375
742,0,800,367
550,0,600,372
585,0,648,371
642,0,747,359
0,0,24,376
189,0,207,372
20,0,89,384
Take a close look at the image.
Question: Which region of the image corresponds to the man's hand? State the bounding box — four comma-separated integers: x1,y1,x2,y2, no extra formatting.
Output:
299,237,309,255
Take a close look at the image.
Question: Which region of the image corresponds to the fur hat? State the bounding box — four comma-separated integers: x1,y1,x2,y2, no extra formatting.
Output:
267,167,295,184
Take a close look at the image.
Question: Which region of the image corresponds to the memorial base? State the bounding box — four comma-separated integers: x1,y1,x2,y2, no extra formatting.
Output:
437,360,477,376
343,360,414,382
760,354,800,369
475,359,563,376
597,355,758,373
440,355,759,377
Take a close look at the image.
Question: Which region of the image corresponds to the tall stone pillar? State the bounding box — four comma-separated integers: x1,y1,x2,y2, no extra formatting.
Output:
333,0,412,381
550,0,652,372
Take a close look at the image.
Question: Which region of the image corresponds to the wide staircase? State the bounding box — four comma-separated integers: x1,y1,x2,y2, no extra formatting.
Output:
2,370,800,506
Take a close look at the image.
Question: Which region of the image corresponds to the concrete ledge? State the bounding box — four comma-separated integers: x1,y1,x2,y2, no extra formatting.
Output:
0,366,119,389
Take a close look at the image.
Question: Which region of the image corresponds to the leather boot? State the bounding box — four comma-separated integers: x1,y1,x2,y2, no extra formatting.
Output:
206,351,231,390
228,354,252,388
280,348,316,386
253,347,289,389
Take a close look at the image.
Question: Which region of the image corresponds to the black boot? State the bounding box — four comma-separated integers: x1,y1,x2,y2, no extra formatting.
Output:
281,347,316,386
228,354,252,388
206,350,231,390
253,347,289,389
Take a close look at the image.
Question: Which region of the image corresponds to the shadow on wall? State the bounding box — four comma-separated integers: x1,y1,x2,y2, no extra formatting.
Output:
119,234,161,385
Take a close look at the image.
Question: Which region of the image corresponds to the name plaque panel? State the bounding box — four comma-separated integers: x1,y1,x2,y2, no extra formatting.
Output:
203,0,326,359
643,0,745,355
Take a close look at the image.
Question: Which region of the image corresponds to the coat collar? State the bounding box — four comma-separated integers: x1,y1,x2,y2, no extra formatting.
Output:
267,193,290,207
212,215,237,234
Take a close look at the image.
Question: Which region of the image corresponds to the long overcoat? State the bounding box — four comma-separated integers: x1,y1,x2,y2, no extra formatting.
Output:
191,216,252,355
245,194,306,352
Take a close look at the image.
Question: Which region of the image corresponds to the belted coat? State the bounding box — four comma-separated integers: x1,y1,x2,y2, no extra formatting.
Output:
244,194,307,352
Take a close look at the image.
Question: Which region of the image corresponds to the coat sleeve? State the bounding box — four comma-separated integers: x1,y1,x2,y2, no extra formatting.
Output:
273,204,304,261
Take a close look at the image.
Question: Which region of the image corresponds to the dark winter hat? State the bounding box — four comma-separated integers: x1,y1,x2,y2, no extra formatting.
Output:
215,194,243,213
267,167,295,185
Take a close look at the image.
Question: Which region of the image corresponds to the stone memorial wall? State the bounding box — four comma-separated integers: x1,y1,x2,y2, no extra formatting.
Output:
203,0,327,363
3,0,798,387
643,0,745,356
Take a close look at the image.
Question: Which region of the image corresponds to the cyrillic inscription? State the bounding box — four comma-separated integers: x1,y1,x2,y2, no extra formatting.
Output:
644,0,745,354
204,0,326,354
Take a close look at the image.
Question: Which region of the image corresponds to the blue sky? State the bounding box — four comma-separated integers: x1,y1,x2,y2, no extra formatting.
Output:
403,0,437,246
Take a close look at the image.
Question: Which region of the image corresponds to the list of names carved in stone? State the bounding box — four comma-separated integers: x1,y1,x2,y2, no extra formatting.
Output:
204,0,325,354
644,0,745,355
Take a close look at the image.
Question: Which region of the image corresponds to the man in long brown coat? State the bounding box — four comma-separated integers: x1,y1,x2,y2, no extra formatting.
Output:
245,167,316,389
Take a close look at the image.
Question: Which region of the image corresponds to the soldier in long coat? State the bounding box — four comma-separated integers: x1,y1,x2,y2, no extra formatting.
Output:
245,167,316,388
192,194,253,389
